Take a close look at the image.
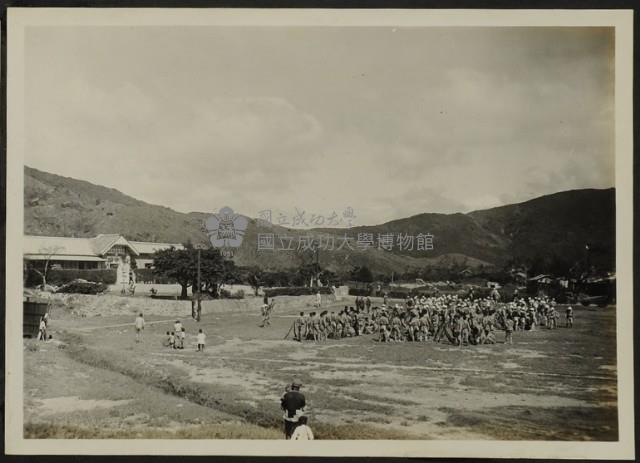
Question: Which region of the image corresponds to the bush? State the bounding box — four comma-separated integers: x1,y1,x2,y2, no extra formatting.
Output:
25,268,117,287
56,280,107,294
264,287,332,297
219,288,245,299
231,289,245,299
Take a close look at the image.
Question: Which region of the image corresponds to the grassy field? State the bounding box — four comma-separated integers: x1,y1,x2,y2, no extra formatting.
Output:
24,295,618,440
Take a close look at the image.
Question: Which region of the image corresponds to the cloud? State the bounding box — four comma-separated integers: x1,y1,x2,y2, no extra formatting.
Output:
24,26,615,224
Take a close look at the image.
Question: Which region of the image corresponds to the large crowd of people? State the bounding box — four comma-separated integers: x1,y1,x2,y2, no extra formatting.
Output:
291,293,573,345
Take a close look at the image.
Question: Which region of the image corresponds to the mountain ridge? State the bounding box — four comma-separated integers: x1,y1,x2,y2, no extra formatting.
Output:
24,166,615,274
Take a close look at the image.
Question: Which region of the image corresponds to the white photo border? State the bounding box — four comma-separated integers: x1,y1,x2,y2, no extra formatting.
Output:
4,7,635,459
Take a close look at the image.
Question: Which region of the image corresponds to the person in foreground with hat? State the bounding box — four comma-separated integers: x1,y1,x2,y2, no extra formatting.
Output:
280,380,306,439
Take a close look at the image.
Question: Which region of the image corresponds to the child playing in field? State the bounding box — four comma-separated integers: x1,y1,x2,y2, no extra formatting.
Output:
165,331,171,347
134,313,145,343
290,416,314,440
196,329,206,352
169,331,176,349
37,317,47,341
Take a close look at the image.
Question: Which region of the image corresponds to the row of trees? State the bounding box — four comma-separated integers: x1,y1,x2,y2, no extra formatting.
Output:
152,246,234,299
150,246,551,299
152,246,343,298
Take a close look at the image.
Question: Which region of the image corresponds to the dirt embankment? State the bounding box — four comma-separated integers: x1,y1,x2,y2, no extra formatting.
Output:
42,293,320,318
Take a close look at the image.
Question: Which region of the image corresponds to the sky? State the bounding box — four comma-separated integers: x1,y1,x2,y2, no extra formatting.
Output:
24,26,614,226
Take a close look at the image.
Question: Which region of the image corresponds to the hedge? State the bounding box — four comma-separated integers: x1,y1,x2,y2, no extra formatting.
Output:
57,281,107,294
134,268,176,284
25,268,117,287
264,287,333,297
348,288,371,297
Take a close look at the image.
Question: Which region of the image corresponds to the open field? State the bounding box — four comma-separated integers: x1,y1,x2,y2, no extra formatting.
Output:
24,294,618,440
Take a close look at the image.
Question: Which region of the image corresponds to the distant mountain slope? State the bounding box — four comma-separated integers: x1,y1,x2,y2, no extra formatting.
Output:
25,167,206,243
468,188,615,272
24,166,615,273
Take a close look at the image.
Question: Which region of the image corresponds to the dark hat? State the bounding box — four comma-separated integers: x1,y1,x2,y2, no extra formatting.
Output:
291,380,302,388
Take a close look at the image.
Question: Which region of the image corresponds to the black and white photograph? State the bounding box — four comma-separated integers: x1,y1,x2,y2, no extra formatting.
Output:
4,8,634,459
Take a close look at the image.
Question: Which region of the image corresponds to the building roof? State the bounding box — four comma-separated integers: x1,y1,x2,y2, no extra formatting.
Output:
23,235,182,259
24,254,106,262
24,235,97,257
129,241,185,254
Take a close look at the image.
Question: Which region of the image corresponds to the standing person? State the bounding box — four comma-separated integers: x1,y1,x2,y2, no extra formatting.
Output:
37,317,47,341
180,327,186,349
290,416,314,440
260,302,270,327
377,311,390,342
460,315,471,346
174,320,183,337
310,312,320,342
261,299,275,327
293,312,306,342
316,291,322,309
365,296,372,312
134,313,145,343
196,329,206,352
280,381,306,439
566,306,574,328
504,317,514,345
547,307,555,330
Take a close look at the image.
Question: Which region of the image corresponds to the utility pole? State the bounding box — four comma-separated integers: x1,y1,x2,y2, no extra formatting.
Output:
194,244,207,321
315,238,320,287
197,248,202,295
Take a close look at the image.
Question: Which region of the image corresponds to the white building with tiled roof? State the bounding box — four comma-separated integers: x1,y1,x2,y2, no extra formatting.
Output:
23,234,184,270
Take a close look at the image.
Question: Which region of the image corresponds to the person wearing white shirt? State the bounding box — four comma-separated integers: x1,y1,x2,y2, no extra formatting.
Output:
37,318,47,341
134,313,145,342
174,320,183,337
290,416,314,440
196,329,206,352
